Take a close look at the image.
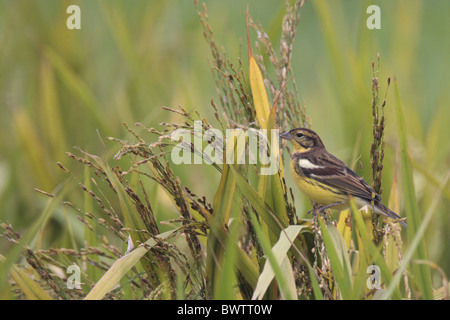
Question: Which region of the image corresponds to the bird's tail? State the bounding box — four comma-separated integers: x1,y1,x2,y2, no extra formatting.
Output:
374,202,408,228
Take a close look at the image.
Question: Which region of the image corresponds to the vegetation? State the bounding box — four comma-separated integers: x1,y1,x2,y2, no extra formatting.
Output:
0,0,449,300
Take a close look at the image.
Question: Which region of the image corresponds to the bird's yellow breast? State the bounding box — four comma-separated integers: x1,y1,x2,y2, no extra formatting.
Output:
290,160,346,206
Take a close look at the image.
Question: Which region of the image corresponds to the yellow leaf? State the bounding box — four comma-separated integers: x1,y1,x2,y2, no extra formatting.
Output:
247,11,270,129
336,210,352,250
85,230,175,300
9,265,53,300
249,56,271,129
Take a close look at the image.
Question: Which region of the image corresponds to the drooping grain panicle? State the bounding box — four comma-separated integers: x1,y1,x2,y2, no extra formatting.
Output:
370,54,389,196
369,54,391,242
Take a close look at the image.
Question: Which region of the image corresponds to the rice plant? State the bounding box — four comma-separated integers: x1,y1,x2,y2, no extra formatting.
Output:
0,0,448,300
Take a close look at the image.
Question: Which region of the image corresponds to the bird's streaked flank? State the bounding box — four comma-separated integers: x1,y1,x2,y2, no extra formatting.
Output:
281,127,407,228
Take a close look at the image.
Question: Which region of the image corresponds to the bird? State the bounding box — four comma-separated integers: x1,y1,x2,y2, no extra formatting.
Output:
280,127,407,228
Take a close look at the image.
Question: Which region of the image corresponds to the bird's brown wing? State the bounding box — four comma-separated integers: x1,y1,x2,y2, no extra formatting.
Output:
298,151,381,202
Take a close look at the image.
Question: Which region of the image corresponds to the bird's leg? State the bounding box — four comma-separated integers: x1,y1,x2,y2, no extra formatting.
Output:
307,203,327,219
307,201,345,218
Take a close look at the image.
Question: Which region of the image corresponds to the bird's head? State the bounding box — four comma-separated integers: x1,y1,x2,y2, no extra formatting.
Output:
280,127,325,153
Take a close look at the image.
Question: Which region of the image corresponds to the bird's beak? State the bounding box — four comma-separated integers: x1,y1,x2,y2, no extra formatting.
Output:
280,131,293,140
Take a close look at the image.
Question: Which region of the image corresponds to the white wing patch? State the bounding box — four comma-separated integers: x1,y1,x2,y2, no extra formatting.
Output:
298,158,323,169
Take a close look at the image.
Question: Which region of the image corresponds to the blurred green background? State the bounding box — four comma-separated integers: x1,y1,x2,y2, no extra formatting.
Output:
0,0,449,279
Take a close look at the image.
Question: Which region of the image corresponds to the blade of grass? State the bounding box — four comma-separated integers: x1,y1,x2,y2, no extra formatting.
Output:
252,225,305,300
336,209,352,250
85,229,175,300
88,154,147,243
229,164,286,235
205,212,260,290
384,156,401,274
43,46,109,133
246,204,294,300
393,78,433,299
83,164,100,282
9,265,53,300
0,179,74,293
248,12,287,246
266,106,287,225
39,57,68,158
0,255,53,300
12,107,56,190
351,200,402,300
384,173,449,300
257,107,287,245
207,162,239,299
309,262,324,300
193,165,259,290
247,10,270,130
85,152,167,288
208,127,251,298
318,216,353,299
229,164,327,298
214,216,241,299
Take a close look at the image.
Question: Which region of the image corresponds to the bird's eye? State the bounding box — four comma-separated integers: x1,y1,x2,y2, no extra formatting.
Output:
296,133,304,138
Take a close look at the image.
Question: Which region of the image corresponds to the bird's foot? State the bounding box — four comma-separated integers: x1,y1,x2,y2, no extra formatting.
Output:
307,201,345,220
307,207,328,220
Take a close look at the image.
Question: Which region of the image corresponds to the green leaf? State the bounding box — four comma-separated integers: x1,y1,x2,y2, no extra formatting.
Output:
384,173,449,300
3,256,53,300
0,179,74,292
318,217,353,299
394,79,433,299
351,200,401,300
336,209,352,250
204,161,259,294
229,164,287,235
308,263,324,300
214,217,241,299
246,205,295,300
229,163,325,299
85,230,175,300
83,164,100,282
43,47,109,133
247,17,270,130
207,131,245,298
